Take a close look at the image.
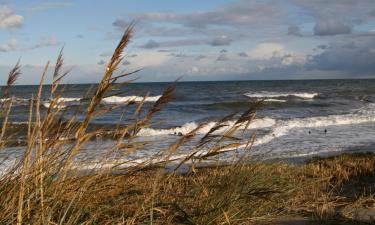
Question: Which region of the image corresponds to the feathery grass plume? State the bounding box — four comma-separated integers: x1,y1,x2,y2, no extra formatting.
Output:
51,47,71,94
57,24,136,176
2,60,21,99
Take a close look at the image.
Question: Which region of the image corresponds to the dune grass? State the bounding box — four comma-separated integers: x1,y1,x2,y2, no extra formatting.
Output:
0,25,374,224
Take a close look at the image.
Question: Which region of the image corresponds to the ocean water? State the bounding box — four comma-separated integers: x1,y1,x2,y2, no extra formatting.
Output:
2,79,375,167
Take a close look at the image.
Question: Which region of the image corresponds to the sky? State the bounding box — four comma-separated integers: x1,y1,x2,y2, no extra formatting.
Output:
1,0,375,84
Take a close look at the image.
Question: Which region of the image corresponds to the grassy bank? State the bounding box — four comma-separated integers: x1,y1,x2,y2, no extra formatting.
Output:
1,153,374,224
0,25,374,224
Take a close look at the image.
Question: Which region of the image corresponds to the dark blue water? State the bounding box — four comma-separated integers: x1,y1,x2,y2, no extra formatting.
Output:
2,79,375,162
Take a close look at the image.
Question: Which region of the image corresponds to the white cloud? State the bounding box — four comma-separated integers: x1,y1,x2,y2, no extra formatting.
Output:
248,43,285,60
0,6,23,30
0,38,17,52
129,52,171,68
30,36,59,49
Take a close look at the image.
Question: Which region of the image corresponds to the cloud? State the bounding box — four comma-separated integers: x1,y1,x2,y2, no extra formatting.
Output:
195,55,206,60
238,52,248,57
99,52,112,57
314,18,352,36
111,0,289,48
208,35,232,46
76,34,84,39
169,53,187,58
122,60,130,66
27,2,72,13
0,38,17,52
140,39,160,49
129,51,171,67
316,44,328,50
0,6,23,30
216,54,229,61
97,60,106,65
112,19,128,29
140,38,205,48
220,49,227,53
30,36,59,49
127,0,286,28
287,25,301,36
249,42,285,59
306,34,375,74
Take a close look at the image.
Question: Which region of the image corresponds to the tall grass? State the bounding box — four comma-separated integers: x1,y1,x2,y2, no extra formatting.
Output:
0,25,374,224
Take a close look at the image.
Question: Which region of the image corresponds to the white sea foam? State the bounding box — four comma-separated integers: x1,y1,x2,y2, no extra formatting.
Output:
0,97,28,103
102,95,161,104
138,117,276,137
245,92,318,99
249,106,375,148
42,97,81,109
263,99,287,103
42,102,67,109
57,97,81,102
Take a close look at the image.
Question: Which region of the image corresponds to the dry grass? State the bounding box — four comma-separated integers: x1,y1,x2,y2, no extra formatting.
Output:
0,25,374,225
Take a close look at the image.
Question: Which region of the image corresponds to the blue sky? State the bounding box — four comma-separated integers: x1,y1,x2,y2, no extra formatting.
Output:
1,0,375,84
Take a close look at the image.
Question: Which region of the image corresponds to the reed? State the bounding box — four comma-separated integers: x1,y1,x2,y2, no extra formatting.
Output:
0,25,374,224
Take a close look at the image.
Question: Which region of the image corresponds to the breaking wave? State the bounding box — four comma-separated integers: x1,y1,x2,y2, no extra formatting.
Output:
253,104,375,147
245,92,318,99
138,117,276,137
102,95,161,104
42,95,161,108
42,97,82,109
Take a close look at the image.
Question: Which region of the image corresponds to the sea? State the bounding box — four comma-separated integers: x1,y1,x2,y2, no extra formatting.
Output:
2,79,375,169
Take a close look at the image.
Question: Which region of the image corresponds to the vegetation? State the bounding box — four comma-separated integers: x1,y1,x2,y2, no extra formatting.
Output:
0,25,374,224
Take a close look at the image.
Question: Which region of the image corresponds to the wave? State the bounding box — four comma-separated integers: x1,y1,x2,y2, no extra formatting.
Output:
102,95,161,104
138,117,276,137
56,97,81,103
245,92,318,99
42,97,82,109
42,95,162,108
263,99,287,103
254,106,375,147
0,97,29,104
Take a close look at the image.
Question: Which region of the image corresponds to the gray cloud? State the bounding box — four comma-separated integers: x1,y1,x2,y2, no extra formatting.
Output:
306,34,375,74
216,54,229,61
141,39,160,49
97,60,106,65
157,49,175,53
287,25,301,36
314,19,352,36
238,52,248,57
140,38,205,48
0,5,23,29
99,52,111,57
122,60,130,66
209,36,232,46
169,53,187,57
128,0,286,28
316,44,328,50
195,55,206,60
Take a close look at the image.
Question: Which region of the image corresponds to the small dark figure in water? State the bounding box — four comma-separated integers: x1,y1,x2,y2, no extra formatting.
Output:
324,129,327,134
308,130,311,134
